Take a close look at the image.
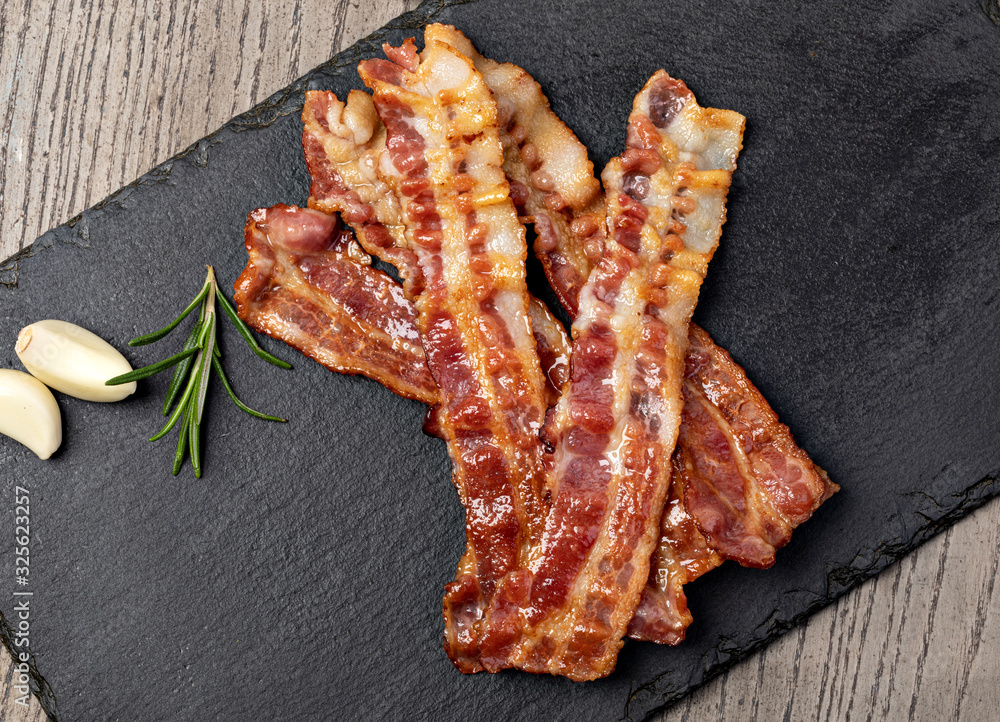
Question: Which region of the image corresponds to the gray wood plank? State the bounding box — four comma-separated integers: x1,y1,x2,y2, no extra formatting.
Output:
657,498,1000,722
1,2,997,720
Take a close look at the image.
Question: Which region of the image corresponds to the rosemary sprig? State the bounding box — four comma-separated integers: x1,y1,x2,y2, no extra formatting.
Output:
106,266,289,477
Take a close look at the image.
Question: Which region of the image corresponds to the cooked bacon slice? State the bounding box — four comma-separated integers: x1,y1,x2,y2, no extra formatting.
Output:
476,73,745,680
301,88,424,295
234,205,831,652
238,207,568,406
429,27,735,649
233,204,437,403
674,326,838,566
427,24,603,318
629,327,838,642
358,39,551,673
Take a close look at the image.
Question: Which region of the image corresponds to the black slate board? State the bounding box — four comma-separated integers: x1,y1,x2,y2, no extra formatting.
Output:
1,1,998,720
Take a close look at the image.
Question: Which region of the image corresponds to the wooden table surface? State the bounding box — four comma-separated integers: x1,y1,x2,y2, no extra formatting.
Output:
1,2,998,720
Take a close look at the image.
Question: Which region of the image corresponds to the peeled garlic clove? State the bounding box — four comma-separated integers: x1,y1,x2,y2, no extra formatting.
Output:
0,369,62,459
16,320,137,403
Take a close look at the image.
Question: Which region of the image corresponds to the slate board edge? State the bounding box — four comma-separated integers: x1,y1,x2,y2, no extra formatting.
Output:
627,469,1000,720
0,0,459,289
0,1,997,720
0,3,458,718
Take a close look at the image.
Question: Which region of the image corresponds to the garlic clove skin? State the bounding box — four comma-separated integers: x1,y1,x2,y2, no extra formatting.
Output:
16,320,137,403
0,369,62,459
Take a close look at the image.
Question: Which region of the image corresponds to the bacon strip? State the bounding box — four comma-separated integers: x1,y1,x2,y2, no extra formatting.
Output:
424,30,838,647
427,24,604,318
293,31,837,650
429,28,734,646
674,326,837,566
302,85,570,402
475,73,745,680
236,205,568,407
233,204,437,403
358,39,551,673
234,206,831,651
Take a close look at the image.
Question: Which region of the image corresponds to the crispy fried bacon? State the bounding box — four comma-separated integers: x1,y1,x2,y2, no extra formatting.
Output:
674,326,838,567
302,86,569,402
234,29,839,678
235,202,833,652
234,204,437,403
473,73,745,680
629,328,838,642
426,25,604,318
358,39,551,673
301,88,423,295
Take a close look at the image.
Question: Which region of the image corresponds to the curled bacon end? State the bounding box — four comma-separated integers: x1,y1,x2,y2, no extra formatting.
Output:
628,583,692,647
426,24,603,318
234,204,437,404
382,37,419,72
680,325,838,567
627,456,721,644
301,89,423,296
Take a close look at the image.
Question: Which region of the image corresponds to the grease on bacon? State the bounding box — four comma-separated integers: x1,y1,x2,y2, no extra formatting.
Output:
428,24,603,317
474,72,745,680
358,37,551,673
301,88,424,295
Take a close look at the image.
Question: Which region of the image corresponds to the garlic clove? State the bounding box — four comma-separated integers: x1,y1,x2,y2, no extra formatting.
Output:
15,320,137,403
0,369,62,459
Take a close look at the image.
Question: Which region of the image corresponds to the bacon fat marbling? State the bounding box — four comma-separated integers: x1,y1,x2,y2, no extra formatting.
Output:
232,26,839,681
234,204,437,403
472,72,745,680
358,38,553,673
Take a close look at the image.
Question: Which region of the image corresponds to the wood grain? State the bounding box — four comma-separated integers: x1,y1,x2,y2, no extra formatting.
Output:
1,2,997,720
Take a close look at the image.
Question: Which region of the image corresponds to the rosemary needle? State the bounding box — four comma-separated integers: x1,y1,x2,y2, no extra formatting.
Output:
212,356,287,423
129,284,210,347
216,290,292,369
162,320,204,416
105,347,200,385
107,265,290,477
